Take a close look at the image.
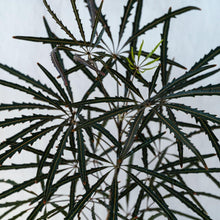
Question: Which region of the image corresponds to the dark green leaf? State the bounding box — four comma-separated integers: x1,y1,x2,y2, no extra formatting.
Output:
44,126,71,202
165,102,220,124
162,183,211,219
127,172,177,219
122,6,200,49
65,172,109,220
155,110,208,169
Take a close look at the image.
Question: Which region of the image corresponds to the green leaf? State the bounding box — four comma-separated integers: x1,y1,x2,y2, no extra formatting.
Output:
128,165,194,194
0,114,61,128
197,118,220,162
36,122,66,179
155,64,215,98
0,79,67,113
107,67,143,99
75,104,138,131
149,65,160,97
43,0,76,41
157,153,215,171
0,125,59,165
65,172,110,220
44,126,72,202
118,0,137,45
122,6,200,49
124,132,164,159
37,63,71,105
89,0,104,44
76,128,89,190
0,174,47,200
165,84,220,99
120,109,144,159
164,168,220,174
130,0,143,50
165,102,220,124
108,170,119,220
70,0,86,42
126,171,177,220
190,46,220,71
0,63,63,101
155,110,208,169
132,188,144,219
162,183,211,219
0,102,56,112
160,8,171,86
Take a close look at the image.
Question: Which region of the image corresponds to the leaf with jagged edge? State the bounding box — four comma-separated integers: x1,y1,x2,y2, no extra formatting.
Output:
84,0,113,42
165,102,220,124
132,188,144,219
0,162,51,171
157,153,215,171
0,119,51,153
126,171,177,220
118,0,137,45
0,63,63,102
155,64,215,98
117,56,151,89
36,204,68,219
92,123,120,149
107,67,143,99
172,68,220,92
127,51,187,70
89,0,103,45
42,17,74,102
160,7,171,86
0,79,67,113
70,0,86,42
44,126,71,203
108,170,119,220
0,174,47,201
0,125,59,166
76,128,90,191
43,0,76,41
190,46,220,71
149,65,160,97
78,114,95,153
0,114,62,128
124,132,164,159
37,63,71,104
161,183,211,220
30,167,108,207
36,121,66,180
130,0,143,50
197,118,220,162
167,107,184,167
155,110,208,169
65,172,110,220
13,36,104,48
122,6,200,49
138,106,157,134
120,109,144,159
165,84,220,99
128,164,194,194
75,104,138,131
0,102,56,112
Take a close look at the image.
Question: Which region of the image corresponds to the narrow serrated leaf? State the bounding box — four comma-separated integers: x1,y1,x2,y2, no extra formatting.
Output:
65,172,109,220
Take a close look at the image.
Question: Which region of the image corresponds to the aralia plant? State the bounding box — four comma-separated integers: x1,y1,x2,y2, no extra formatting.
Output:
0,0,220,219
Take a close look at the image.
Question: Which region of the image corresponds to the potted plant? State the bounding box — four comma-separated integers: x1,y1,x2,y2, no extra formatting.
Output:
0,0,220,219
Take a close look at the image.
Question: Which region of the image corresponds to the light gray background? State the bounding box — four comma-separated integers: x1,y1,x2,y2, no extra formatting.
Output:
0,0,220,219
